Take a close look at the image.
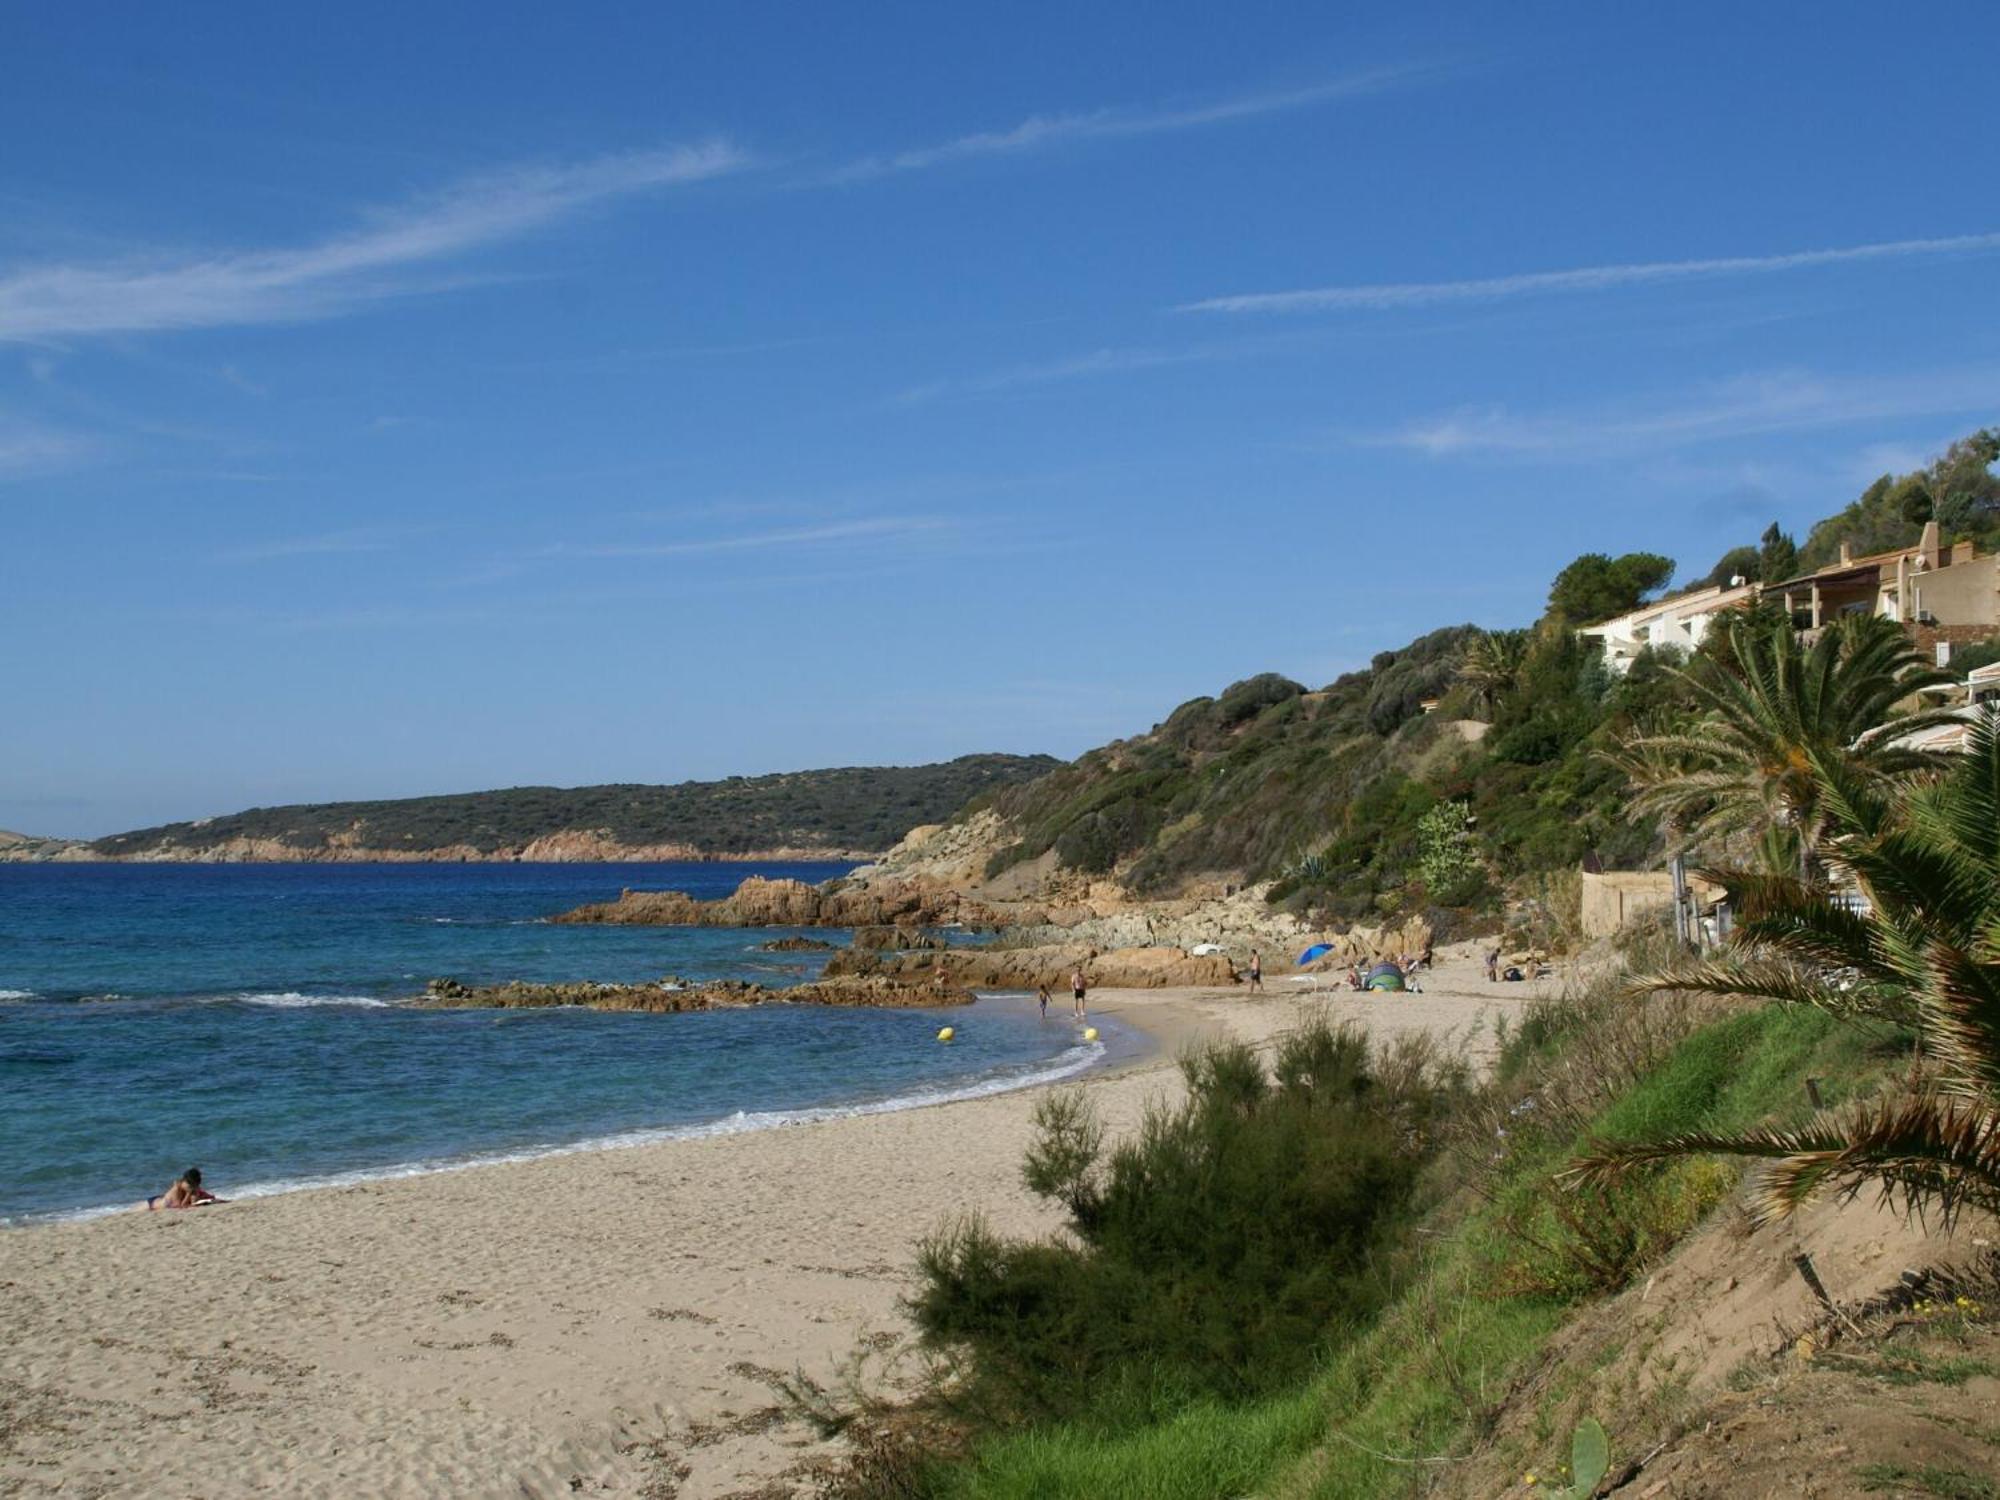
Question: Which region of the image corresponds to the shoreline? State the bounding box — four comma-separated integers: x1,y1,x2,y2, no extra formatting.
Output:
9,991,1139,1230
0,955,1541,1498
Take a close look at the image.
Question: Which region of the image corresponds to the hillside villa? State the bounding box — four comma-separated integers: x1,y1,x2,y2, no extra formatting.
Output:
1582,522,2000,674
1768,521,2000,650
1578,577,1761,673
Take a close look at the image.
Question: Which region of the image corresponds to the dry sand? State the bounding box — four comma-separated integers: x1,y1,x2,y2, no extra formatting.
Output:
0,951,1542,1498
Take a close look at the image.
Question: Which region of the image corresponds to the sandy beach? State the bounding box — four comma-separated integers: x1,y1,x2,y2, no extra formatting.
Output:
0,955,1539,1498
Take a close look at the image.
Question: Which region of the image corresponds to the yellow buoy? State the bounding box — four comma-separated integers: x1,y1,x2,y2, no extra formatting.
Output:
936,1026,955,1042
1082,1027,1099,1042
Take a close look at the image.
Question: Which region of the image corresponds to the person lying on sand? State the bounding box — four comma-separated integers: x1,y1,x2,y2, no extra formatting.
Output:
146,1167,221,1211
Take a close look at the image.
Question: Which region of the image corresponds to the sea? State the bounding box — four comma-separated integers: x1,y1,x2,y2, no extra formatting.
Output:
0,861,1122,1225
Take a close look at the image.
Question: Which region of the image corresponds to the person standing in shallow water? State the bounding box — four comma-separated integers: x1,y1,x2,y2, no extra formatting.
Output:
1036,985,1050,1020
1070,967,1087,1018
1248,952,1262,993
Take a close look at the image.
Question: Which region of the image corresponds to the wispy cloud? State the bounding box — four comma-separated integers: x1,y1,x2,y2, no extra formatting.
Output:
1182,231,2000,315
491,335,831,373
215,524,439,563
548,515,948,559
0,416,89,481
832,67,1418,182
163,601,513,633
1366,368,2000,459
0,142,749,342
894,346,1223,403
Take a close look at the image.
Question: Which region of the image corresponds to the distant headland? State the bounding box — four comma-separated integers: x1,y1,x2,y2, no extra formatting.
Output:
0,754,1060,863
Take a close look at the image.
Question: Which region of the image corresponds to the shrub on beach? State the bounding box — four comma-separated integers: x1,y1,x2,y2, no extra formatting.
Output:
908,1020,1473,1425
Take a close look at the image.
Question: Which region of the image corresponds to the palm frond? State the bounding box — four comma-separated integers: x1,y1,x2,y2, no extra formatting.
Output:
1565,1090,2000,1228
1623,955,1902,1023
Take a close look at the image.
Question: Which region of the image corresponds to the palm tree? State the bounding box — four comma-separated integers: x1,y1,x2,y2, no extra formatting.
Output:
1569,711,2000,1225
1614,610,1952,869
1456,628,1531,718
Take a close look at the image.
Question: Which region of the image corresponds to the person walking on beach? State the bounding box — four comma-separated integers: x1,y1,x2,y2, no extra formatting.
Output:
146,1167,220,1212
1485,947,1501,983
1070,967,1087,1018
1036,984,1050,1020
1248,951,1263,993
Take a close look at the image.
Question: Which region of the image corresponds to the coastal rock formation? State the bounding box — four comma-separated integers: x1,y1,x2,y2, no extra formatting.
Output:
1301,917,1436,969
551,874,1005,930
851,925,944,951
996,883,1312,957
0,829,93,862
759,935,836,952
824,943,1239,991
419,973,973,1012
67,832,863,865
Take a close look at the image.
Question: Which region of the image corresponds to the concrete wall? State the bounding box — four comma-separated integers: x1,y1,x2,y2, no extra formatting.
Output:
1579,871,1675,938
1912,553,2000,631
1579,869,1723,939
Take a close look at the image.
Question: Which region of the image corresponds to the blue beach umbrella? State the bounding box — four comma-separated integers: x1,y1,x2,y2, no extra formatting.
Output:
1298,943,1333,966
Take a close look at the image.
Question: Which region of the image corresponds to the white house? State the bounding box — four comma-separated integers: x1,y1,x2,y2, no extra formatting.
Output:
1579,578,1762,674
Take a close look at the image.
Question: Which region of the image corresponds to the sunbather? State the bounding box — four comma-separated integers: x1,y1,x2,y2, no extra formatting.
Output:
146,1167,220,1211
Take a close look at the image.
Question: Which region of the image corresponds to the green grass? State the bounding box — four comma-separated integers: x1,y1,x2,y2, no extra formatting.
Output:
1827,1351,1997,1388
936,1389,1326,1500
1857,1463,2000,1499
913,1001,1887,1500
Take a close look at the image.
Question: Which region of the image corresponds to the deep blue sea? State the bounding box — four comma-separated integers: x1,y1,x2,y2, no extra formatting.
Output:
0,862,1120,1224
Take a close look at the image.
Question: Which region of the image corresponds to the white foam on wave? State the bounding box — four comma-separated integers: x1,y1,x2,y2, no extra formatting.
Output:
234,992,391,1009
0,989,35,1001
21,1024,1111,1224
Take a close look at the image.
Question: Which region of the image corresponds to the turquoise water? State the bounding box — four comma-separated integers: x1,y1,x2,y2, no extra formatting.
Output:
0,863,1120,1224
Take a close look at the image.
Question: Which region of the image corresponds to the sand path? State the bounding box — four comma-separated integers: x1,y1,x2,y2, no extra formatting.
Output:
0,952,1542,1498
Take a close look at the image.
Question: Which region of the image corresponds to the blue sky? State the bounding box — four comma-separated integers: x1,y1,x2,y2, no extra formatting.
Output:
5,3,1998,836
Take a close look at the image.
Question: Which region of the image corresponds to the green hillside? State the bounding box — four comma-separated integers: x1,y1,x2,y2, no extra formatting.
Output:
973,624,1668,920
90,754,1060,858
966,429,2000,921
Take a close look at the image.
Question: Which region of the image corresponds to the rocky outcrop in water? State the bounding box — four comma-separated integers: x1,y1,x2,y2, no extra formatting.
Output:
823,943,1239,991
418,972,973,1012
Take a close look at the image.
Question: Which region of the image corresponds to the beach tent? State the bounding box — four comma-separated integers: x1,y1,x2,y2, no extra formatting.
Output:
1297,943,1333,966
1363,962,1406,993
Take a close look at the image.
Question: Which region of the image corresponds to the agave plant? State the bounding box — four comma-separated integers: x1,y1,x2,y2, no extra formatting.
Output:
1613,610,1952,869
1569,710,2000,1225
